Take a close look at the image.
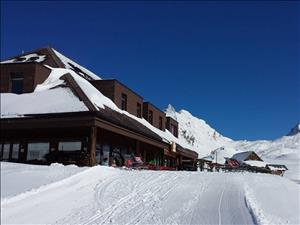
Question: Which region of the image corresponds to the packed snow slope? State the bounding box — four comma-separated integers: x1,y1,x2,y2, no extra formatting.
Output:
166,105,300,180
1,162,299,225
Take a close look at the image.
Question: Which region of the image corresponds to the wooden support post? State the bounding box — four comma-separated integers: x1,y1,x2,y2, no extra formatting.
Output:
88,126,97,166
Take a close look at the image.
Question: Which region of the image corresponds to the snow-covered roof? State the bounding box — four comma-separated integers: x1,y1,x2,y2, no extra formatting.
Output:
243,160,267,168
0,53,46,64
266,164,288,171
231,151,260,162
0,47,101,82
1,87,88,117
52,48,100,81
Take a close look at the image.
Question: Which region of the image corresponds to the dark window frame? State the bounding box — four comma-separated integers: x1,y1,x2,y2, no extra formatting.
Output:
121,93,128,111
159,116,163,130
149,110,153,125
10,73,24,94
137,103,142,118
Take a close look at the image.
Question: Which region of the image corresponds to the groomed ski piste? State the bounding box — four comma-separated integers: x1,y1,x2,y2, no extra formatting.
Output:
1,162,299,225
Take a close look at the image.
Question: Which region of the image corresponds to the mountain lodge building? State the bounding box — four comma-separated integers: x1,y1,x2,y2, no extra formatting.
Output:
0,47,198,170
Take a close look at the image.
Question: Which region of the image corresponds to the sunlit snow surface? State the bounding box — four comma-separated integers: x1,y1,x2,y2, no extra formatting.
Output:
1,162,299,225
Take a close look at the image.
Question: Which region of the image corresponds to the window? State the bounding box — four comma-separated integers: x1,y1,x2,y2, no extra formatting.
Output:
10,73,24,94
27,143,49,161
159,116,163,130
171,124,178,137
149,110,153,125
58,141,82,151
137,103,142,118
11,143,19,160
121,93,127,111
2,144,10,160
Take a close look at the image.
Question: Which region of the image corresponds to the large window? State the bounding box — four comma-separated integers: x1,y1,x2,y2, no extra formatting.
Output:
159,116,163,130
2,144,10,160
11,143,19,160
149,110,153,125
27,142,49,161
10,73,24,94
137,103,142,118
58,141,82,151
121,93,127,111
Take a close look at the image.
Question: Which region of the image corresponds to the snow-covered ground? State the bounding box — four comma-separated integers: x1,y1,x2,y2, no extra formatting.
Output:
1,162,299,225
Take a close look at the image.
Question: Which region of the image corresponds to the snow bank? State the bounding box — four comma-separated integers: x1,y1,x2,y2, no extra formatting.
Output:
1,162,87,199
243,174,300,225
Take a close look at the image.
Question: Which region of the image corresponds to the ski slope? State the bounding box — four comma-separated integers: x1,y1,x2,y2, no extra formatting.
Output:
1,162,299,225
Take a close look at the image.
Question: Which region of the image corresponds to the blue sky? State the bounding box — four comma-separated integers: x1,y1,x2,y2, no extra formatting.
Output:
1,1,299,140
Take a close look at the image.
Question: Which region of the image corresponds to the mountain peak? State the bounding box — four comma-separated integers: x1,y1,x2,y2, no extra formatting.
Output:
165,104,177,121
287,123,300,136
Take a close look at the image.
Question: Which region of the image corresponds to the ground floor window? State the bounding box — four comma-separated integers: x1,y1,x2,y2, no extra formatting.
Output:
27,142,49,161
11,143,19,160
102,144,110,166
2,144,10,160
58,141,81,151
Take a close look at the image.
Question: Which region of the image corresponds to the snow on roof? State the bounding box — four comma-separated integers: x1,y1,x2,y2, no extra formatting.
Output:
0,53,46,64
1,65,195,151
0,87,88,118
52,48,101,81
266,164,288,171
231,151,255,162
39,66,118,111
243,160,267,168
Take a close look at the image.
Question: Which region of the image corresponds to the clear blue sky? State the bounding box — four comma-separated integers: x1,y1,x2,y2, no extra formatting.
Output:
1,1,299,140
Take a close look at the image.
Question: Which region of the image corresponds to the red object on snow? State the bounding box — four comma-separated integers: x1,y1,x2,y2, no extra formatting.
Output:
227,158,240,168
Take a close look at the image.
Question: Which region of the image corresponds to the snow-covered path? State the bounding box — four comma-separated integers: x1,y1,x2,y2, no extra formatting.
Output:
1,163,299,225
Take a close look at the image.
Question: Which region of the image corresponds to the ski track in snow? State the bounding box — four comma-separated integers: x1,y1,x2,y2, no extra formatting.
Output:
55,171,255,225
2,164,299,225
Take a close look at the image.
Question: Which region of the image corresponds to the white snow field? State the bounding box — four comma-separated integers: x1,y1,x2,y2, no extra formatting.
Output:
1,162,299,225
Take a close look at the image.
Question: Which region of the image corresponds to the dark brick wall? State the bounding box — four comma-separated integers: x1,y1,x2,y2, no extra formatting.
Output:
0,63,51,93
113,81,143,117
90,80,115,101
143,102,166,131
91,80,144,118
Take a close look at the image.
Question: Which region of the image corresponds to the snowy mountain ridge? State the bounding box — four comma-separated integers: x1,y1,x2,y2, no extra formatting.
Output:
166,104,300,180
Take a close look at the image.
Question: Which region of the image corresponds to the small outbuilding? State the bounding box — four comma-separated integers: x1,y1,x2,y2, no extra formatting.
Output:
266,164,288,176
